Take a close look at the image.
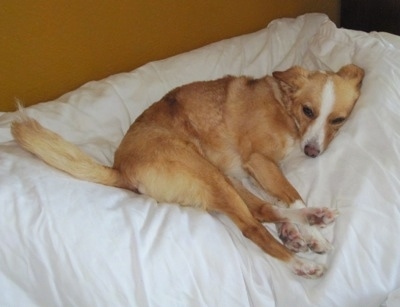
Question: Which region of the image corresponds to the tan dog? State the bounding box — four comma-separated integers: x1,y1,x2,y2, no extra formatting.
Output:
11,64,364,278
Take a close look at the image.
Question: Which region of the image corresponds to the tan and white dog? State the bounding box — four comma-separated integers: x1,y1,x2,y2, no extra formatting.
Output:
11,64,364,278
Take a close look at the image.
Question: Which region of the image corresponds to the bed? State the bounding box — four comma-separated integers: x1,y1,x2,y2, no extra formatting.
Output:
1,13,400,306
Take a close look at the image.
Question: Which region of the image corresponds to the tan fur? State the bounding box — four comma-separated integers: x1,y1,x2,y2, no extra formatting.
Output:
11,115,123,187
11,64,364,278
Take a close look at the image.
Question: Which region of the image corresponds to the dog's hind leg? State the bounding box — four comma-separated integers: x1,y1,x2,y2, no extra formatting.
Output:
130,149,325,278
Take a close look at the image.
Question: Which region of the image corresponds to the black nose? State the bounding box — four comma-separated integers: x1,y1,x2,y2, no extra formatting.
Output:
304,144,320,158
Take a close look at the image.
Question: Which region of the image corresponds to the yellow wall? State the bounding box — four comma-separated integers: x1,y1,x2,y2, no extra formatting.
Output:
0,0,340,111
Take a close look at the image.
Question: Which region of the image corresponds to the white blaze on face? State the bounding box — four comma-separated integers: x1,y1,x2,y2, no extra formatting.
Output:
301,79,335,153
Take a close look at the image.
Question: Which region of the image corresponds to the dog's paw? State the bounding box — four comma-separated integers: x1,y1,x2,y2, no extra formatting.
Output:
299,225,333,254
289,257,325,279
304,207,339,228
278,222,308,253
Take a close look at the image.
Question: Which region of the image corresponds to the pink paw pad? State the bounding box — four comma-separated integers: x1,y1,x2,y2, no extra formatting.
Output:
305,207,339,227
290,257,325,279
278,222,308,253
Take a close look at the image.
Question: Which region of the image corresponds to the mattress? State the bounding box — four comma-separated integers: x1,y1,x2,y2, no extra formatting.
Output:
1,13,400,307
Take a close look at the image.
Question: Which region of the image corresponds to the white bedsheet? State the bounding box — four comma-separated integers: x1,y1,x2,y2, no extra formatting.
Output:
1,13,400,306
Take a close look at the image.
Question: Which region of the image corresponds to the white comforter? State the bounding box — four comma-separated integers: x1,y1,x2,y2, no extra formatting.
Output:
1,13,400,307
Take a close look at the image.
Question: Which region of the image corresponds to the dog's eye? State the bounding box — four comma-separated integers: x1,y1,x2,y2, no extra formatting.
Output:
302,106,314,118
331,117,345,125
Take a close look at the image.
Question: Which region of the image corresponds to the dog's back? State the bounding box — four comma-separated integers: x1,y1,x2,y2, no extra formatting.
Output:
115,75,298,184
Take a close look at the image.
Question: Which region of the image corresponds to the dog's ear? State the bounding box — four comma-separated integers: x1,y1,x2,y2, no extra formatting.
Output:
273,66,309,90
337,64,365,89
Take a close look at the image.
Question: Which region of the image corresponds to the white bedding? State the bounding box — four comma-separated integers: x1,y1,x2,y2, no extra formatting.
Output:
1,13,400,306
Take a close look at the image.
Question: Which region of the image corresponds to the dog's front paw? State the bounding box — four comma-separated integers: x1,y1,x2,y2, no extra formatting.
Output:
289,257,325,279
278,222,308,253
299,225,333,254
304,207,339,228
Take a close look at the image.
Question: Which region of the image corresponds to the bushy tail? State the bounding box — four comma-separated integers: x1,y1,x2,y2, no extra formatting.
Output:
11,111,125,189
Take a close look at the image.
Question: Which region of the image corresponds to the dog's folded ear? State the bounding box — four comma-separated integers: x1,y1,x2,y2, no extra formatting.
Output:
337,64,365,89
272,66,309,90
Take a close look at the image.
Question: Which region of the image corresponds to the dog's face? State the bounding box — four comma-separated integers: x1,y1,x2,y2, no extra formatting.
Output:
273,65,364,157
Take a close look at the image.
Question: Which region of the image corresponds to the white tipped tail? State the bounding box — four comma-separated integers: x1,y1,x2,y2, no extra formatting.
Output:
11,112,125,188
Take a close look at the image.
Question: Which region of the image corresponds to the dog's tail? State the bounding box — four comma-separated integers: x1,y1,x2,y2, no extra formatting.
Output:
11,110,127,189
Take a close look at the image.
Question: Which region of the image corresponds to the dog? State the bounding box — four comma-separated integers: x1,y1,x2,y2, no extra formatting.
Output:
11,64,364,278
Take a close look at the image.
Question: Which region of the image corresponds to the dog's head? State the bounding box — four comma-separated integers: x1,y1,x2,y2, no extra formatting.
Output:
273,64,364,157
